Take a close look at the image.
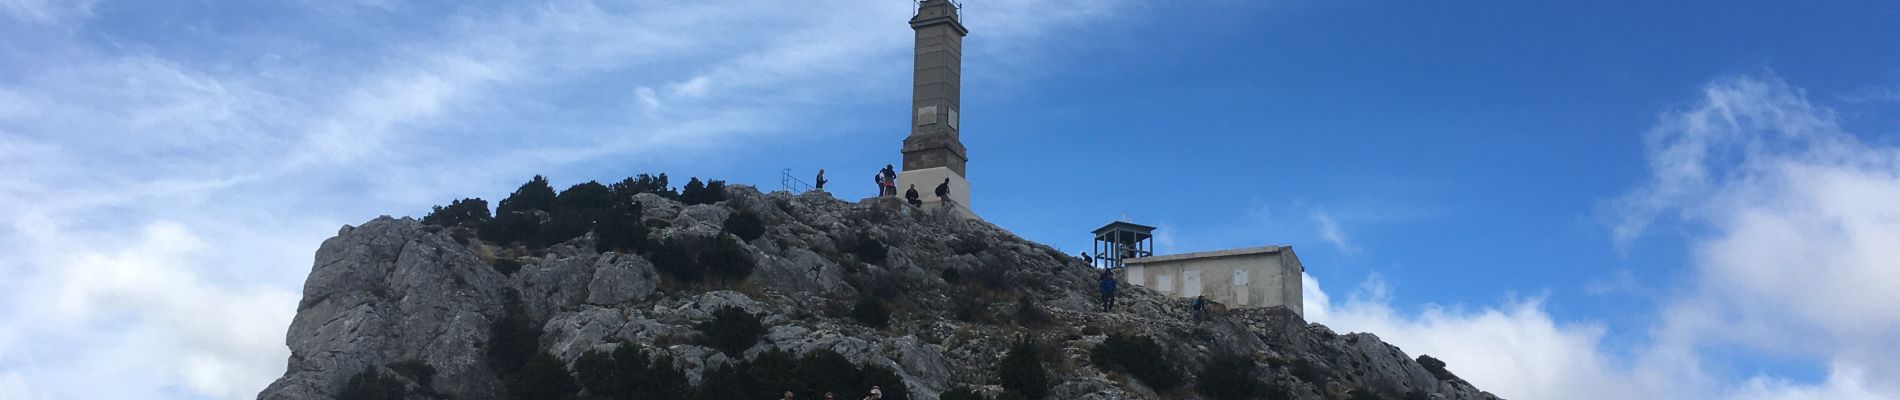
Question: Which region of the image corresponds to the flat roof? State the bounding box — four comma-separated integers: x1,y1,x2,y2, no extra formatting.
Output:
1124,245,1287,264
1092,221,1156,236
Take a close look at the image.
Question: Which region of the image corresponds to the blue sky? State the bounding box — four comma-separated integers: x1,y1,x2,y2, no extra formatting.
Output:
2,1,1899,399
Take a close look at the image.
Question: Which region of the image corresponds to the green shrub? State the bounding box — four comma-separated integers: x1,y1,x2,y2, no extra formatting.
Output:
610,173,675,199
593,202,647,254
696,306,766,356
701,235,755,281
951,292,988,323
1417,354,1465,384
575,343,689,400
679,178,727,205
797,350,862,396
481,211,543,247
1090,334,1183,391
1287,359,1331,384
859,363,911,400
723,211,767,242
999,337,1048,400
852,294,891,328
509,351,579,400
422,198,491,228
385,359,436,388
491,258,524,276
1199,354,1265,400
942,386,988,400
538,181,613,246
644,235,755,284
1348,388,1384,400
847,231,888,265
1014,295,1052,328
488,291,539,379
337,366,405,400
950,236,989,254
645,236,705,283
496,175,557,215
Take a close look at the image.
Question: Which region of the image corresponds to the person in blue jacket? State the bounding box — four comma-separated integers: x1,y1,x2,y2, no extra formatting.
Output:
1099,269,1118,312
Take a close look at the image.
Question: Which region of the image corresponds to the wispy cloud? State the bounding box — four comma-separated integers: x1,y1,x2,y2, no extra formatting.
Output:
1311,210,1360,254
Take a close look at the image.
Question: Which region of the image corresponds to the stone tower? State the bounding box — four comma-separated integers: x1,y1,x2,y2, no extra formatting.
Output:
898,0,973,217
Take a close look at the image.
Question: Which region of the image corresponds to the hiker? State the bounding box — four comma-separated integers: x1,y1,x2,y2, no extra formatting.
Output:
880,165,898,196
1080,252,1093,267
934,178,950,201
1099,270,1118,312
863,385,883,400
783,390,797,399
1192,295,1207,323
873,172,886,196
815,169,827,190
823,392,835,400
905,184,922,207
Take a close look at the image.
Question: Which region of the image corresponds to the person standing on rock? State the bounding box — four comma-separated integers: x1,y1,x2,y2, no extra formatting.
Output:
815,169,828,191
905,184,922,207
1099,269,1118,312
880,165,898,196
934,178,950,202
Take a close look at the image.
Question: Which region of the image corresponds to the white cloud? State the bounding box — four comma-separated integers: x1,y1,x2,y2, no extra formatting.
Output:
0,1,1150,399
0,0,93,26
1308,74,1900,400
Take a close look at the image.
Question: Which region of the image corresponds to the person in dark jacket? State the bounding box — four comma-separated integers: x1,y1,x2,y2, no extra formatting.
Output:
1098,270,1118,312
814,169,827,190
934,178,950,201
1080,252,1093,268
905,184,922,207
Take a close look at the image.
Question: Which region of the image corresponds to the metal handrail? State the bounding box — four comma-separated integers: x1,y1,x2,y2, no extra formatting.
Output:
780,168,815,193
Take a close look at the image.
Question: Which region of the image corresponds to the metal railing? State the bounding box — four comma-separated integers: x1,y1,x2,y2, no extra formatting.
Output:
912,0,964,22
780,168,815,193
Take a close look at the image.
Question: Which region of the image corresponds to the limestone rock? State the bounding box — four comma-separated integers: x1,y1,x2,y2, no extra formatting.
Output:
259,186,1503,400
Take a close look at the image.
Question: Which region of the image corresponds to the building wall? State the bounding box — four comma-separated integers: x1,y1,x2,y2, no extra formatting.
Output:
1124,247,1303,317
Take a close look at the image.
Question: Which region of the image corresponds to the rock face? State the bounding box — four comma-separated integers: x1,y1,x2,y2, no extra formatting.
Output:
259,185,1501,400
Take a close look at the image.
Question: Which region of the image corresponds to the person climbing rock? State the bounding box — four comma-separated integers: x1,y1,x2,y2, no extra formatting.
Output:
1192,295,1207,323
1099,269,1118,312
815,169,827,190
905,184,922,207
863,386,883,400
934,178,950,202
1080,252,1093,268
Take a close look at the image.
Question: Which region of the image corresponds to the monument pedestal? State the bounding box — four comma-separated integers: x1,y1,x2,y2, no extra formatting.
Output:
898,167,972,218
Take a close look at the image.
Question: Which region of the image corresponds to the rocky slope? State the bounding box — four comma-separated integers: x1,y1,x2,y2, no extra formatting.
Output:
258,185,1500,400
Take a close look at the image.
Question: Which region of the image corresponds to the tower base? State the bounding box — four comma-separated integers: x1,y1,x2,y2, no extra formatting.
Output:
897,167,974,219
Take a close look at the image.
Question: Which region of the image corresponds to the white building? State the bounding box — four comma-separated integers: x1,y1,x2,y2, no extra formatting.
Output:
1123,246,1305,317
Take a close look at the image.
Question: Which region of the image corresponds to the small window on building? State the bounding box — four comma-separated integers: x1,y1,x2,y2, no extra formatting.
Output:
1233,269,1249,286
1157,274,1173,293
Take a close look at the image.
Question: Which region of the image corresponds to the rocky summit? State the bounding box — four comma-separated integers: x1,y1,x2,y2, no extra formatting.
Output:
257,183,1500,400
